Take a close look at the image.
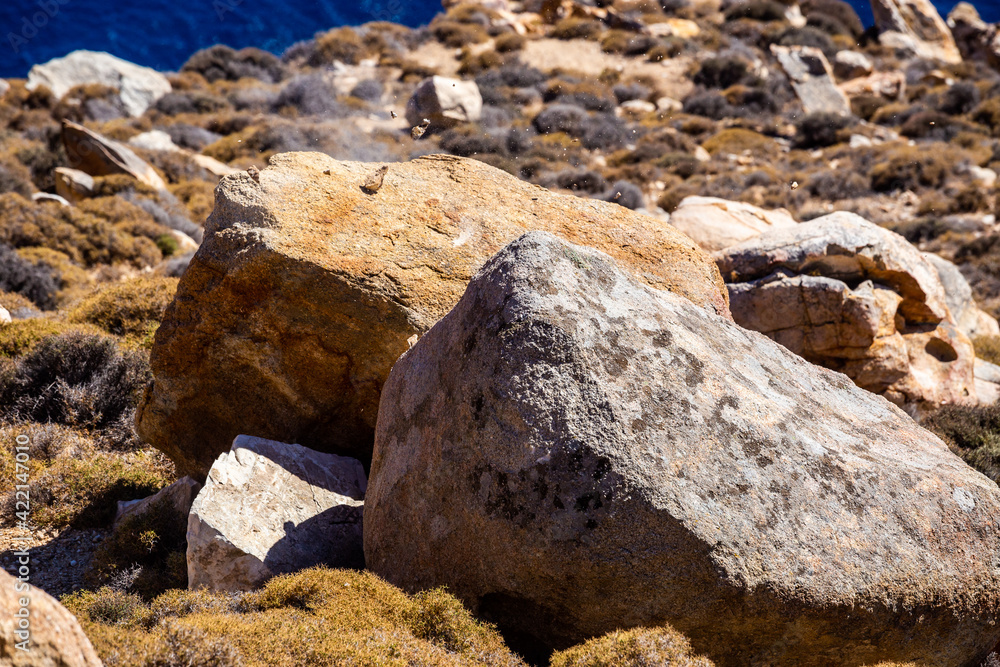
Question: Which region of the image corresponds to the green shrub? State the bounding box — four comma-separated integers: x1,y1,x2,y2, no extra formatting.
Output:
69,276,178,338
551,627,714,667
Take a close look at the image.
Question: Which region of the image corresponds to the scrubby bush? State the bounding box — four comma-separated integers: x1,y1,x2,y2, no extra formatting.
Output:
164,124,222,151
273,74,349,117
795,111,853,148
601,31,658,55
459,48,505,76
551,626,714,667
534,104,588,135
349,79,384,102
549,169,609,193
603,181,645,209
724,0,787,21
924,404,1000,483
801,0,863,37
775,26,837,58
86,496,188,599
975,335,1000,366
693,56,750,89
682,91,732,119
69,276,178,339
0,155,34,197
182,45,286,83
899,110,966,141
495,32,526,53
972,98,1000,135
153,91,231,115
0,243,58,309
807,170,871,200
311,27,370,64
613,82,652,104
940,81,981,116
870,144,951,192
552,17,604,40
701,128,777,156
432,19,490,47
726,86,779,117
580,114,631,150
0,331,149,430
440,126,505,156
70,567,526,667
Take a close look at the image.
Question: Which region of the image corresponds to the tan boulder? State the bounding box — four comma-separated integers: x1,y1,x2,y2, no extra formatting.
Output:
872,0,962,64
839,71,907,101
716,212,977,413
668,196,798,252
61,120,166,190
137,152,729,477
405,76,483,131
0,568,103,666
53,167,95,204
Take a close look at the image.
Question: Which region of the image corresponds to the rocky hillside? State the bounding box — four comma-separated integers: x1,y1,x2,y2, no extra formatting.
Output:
4,0,1000,665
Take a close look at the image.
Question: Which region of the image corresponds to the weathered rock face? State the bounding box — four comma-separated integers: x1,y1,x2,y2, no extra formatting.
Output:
405,76,483,131
770,44,851,115
668,196,797,252
366,231,1000,666
716,212,977,412
947,3,1000,65
187,435,367,592
924,252,1000,340
975,358,1000,405
137,152,729,477
62,120,166,190
839,70,907,101
27,50,171,117
872,0,962,64
0,568,103,666
54,167,95,204
115,476,201,527
832,50,873,80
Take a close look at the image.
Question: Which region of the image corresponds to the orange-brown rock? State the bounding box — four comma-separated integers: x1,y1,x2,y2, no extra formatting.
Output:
61,120,166,190
137,152,729,477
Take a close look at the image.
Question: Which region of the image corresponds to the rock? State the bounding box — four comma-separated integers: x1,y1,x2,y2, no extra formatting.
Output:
366,230,1000,665
54,167,95,203
168,230,200,255
26,50,171,117
192,153,239,177
0,568,103,666
0,306,10,325
656,96,683,113
716,212,977,412
770,45,851,115
947,3,1000,65
137,152,729,478
115,476,201,527
872,0,962,64
616,99,655,118
668,196,798,252
0,79,8,98
924,253,1000,340
967,165,998,188
31,193,70,207
187,435,366,592
839,71,907,101
128,129,181,152
975,358,1000,405
832,50,873,80
405,76,483,132
61,120,167,190
647,18,701,38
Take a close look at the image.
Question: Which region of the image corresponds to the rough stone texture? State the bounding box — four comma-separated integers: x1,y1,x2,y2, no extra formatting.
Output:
128,129,180,152
0,568,103,666
54,167,95,204
975,358,1000,405
366,231,1000,667
115,476,201,527
947,3,1000,66
27,50,171,117
839,71,907,101
872,0,963,64
832,50,873,80
668,196,797,252
187,435,367,592
0,306,10,326
405,76,483,130
716,212,977,412
62,120,166,190
0,79,9,99
770,45,851,115
137,152,729,477
924,252,1000,340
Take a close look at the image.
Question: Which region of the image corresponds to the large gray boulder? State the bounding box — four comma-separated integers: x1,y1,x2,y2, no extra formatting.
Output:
770,45,850,115
188,435,366,592
923,252,1000,341
405,76,483,131
716,212,977,412
27,50,171,116
366,231,1000,666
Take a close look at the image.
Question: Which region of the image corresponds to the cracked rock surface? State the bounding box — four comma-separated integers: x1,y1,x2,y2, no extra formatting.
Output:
366,231,1000,666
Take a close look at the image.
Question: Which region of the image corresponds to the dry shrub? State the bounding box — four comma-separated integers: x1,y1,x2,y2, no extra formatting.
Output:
869,143,955,192
923,403,1000,484
70,567,527,667
433,19,491,47
69,276,178,339
0,318,102,358
701,128,778,156
312,27,371,65
169,180,216,223
495,32,526,53
552,18,604,40
551,627,714,667
975,335,1000,366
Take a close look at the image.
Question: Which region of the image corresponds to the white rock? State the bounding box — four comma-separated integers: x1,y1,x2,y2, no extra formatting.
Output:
0,307,10,326
32,192,70,206
669,196,798,252
27,50,171,117
187,435,367,592
771,45,851,115
115,476,201,527
192,153,239,176
405,76,483,129
0,79,9,98
129,129,181,152
616,99,655,117
833,50,873,80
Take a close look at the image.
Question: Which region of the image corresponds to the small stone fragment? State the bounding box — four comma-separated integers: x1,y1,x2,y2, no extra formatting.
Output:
411,119,431,140
362,165,389,193
247,165,260,182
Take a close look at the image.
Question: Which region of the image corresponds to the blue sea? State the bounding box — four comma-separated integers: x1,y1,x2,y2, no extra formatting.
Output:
1,0,998,78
